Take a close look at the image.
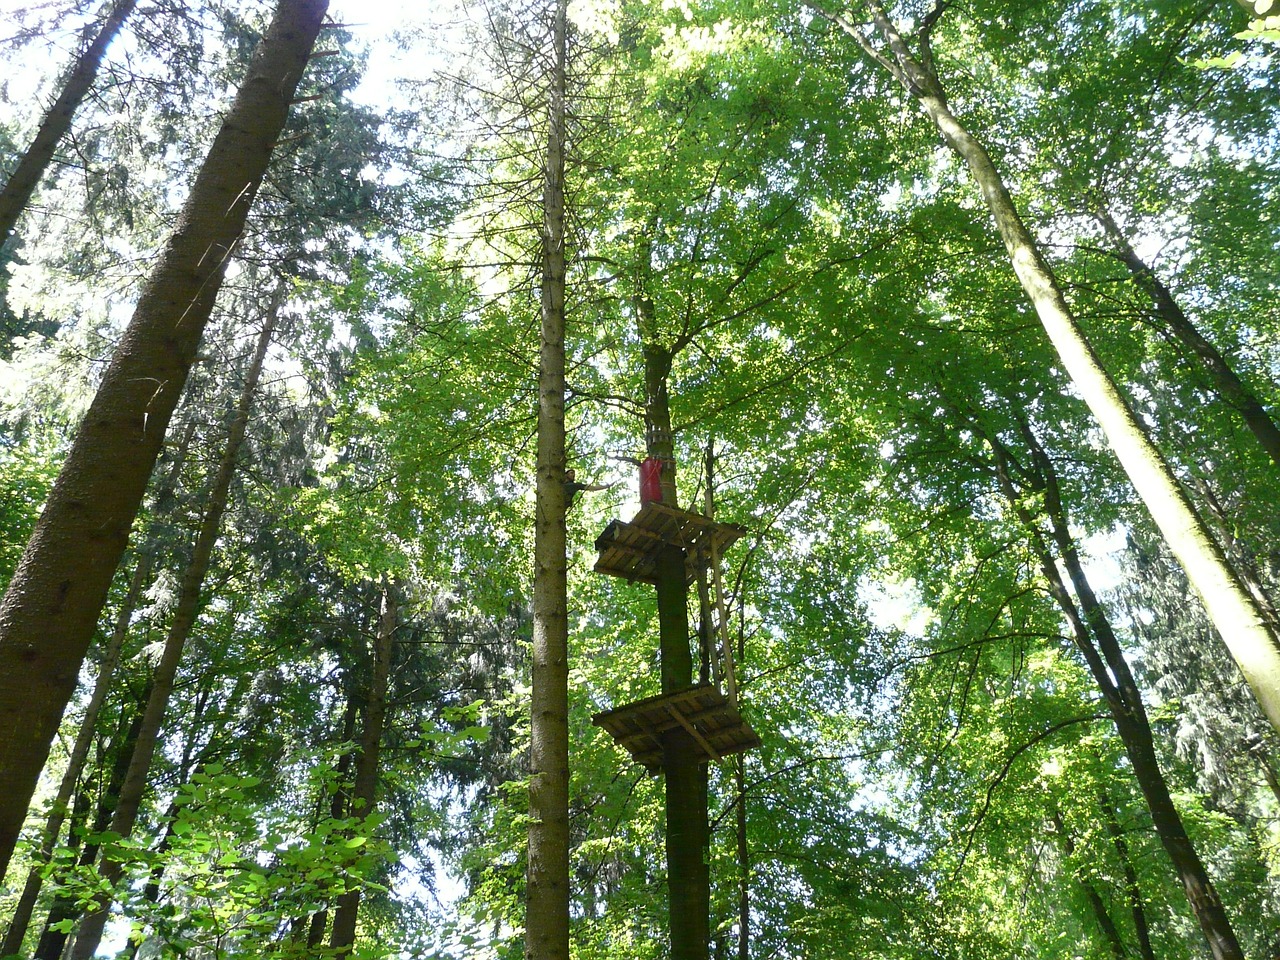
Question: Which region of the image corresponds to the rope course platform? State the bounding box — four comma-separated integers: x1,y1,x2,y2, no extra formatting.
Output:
592,683,761,774
593,502,745,586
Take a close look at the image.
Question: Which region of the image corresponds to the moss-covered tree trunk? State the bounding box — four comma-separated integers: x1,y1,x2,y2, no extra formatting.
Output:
0,0,328,880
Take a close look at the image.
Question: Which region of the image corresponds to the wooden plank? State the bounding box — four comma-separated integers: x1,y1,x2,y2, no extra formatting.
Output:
593,505,745,585
666,701,721,761
593,683,759,772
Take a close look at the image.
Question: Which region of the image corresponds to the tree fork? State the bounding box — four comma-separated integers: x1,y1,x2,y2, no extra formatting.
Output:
0,0,329,880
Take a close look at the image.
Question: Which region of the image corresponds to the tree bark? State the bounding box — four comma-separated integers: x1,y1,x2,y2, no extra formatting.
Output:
1098,788,1158,960
2,410,195,955
637,302,710,957
526,2,571,958
1093,206,1280,469
307,695,358,950
0,0,329,880
735,754,749,960
34,698,146,960
1049,807,1128,960
989,428,1244,960
0,552,148,957
838,1,1280,739
69,303,281,960
0,0,138,250
328,584,397,958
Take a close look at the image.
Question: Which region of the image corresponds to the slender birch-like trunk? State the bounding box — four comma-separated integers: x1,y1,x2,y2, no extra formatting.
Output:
0,0,329,880
527,1,571,957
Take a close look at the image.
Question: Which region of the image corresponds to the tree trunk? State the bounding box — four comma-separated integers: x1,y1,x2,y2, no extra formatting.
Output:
1093,206,1280,469
1049,807,1128,960
988,428,1244,960
0,552,148,957
1098,789,1158,960
117,674,250,960
308,695,359,949
329,584,397,958
0,0,138,250
637,316,710,958
0,0,329,880
34,699,145,960
526,2,571,959
2,411,194,954
735,754,749,960
840,1,1280,738
69,304,281,960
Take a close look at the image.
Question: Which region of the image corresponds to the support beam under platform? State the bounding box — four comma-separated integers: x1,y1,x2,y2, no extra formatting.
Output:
594,502,745,586
592,684,761,774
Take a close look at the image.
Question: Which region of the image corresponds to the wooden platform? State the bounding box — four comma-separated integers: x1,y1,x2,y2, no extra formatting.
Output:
593,503,745,586
592,684,761,774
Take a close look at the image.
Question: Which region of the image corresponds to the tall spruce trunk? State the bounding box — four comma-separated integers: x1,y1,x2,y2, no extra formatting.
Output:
3,413,196,955
0,0,328,879
329,585,397,958
834,1,1280,738
527,1,571,958
990,429,1244,960
0,0,138,250
0,552,148,957
34,696,147,960
308,695,359,948
69,306,280,960
1093,206,1280,469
